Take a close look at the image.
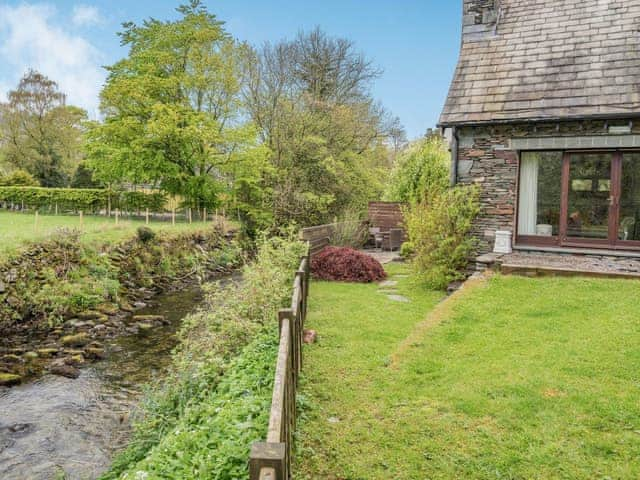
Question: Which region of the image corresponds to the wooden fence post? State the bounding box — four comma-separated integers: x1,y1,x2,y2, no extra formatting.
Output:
172,209,176,226
34,211,39,232
249,443,286,480
145,208,150,225
79,211,84,230
188,208,192,224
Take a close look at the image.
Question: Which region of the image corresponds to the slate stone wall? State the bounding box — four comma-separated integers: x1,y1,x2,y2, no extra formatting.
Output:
456,119,640,254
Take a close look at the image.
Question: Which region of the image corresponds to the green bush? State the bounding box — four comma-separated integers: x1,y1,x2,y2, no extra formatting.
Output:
399,241,415,258
0,170,40,186
0,186,167,213
385,136,449,203
405,185,480,289
101,234,307,479
136,226,156,243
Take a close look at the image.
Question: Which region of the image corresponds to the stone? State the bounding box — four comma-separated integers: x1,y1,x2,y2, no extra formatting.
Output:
387,294,410,303
0,280,5,293
65,354,85,366
132,315,166,324
137,323,153,332
303,329,317,344
37,348,59,358
133,301,147,309
327,417,340,424
60,333,90,347
379,280,398,288
5,269,18,283
2,354,22,364
84,348,106,360
0,373,21,386
22,352,38,361
49,363,80,379
76,311,108,322
96,304,119,315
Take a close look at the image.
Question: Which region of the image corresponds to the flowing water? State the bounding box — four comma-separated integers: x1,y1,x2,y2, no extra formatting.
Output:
0,281,221,480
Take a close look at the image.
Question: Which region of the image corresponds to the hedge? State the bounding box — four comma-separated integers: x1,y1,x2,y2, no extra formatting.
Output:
0,187,167,213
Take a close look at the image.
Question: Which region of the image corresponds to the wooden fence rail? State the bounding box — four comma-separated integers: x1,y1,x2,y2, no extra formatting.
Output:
249,253,310,480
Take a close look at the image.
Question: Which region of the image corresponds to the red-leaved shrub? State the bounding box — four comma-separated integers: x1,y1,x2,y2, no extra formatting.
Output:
311,246,387,283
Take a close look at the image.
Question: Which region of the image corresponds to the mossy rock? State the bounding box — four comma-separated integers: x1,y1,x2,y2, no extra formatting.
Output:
61,333,90,347
137,323,154,332
37,348,59,357
0,373,21,386
2,354,22,363
84,347,106,360
132,315,166,324
96,304,119,316
76,311,107,321
23,351,39,361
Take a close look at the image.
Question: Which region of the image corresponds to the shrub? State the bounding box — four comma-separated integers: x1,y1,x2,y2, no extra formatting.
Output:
384,135,449,203
405,185,480,289
311,246,386,283
400,241,415,258
0,169,39,186
0,186,167,213
136,226,156,243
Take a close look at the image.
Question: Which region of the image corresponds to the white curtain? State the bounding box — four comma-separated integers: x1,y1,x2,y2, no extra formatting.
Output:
518,154,539,235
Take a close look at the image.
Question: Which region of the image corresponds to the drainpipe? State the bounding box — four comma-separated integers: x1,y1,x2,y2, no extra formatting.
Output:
450,126,459,187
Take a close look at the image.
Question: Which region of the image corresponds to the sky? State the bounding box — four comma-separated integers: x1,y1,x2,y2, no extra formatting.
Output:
0,1,462,139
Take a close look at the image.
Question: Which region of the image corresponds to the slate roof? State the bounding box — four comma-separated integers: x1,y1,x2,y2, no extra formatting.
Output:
439,0,640,126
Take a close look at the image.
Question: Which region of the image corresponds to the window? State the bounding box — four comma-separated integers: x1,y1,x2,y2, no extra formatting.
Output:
517,152,562,237
517,150,640,249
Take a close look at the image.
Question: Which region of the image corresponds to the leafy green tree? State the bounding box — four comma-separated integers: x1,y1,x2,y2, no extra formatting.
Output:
244,28,401,226
0,70,86,187
71,162,102,188
86,1,260,212
385,134,450,204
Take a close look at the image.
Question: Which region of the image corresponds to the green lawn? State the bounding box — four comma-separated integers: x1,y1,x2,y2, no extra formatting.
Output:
294,266,640,479
0,210,213,259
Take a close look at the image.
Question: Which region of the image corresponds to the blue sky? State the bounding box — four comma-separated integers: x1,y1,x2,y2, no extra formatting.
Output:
0,1,462,139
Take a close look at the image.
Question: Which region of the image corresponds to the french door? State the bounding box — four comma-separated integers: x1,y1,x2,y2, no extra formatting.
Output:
560,151,640,249
517,150,640,250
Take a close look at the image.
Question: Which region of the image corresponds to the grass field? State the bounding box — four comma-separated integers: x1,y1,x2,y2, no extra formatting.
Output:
294,265,640,479
0,210,217,259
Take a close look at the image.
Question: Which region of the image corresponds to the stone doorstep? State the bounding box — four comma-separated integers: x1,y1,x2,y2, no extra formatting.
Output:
499,263,640,280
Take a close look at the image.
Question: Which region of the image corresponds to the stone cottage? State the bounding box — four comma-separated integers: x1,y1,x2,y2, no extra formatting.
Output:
440,0,640,272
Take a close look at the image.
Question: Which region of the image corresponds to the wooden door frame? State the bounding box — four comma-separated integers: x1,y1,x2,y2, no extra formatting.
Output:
516,148,640,252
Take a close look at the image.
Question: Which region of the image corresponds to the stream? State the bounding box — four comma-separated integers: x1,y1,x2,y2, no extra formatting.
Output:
0,281,220,480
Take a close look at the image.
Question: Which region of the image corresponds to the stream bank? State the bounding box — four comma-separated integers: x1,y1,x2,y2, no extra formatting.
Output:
0,227,242,385
0,281,231,480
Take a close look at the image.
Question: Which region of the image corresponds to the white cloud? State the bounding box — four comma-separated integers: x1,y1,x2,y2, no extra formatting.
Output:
72,4,102,27
0,3,105,118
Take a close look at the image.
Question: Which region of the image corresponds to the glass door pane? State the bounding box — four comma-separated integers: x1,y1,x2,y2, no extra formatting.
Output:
619,154,640,241
566,153,612,240
517,152,562,237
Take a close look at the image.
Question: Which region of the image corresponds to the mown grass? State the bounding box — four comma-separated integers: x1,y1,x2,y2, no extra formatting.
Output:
0,210,215,259
294,266,640,479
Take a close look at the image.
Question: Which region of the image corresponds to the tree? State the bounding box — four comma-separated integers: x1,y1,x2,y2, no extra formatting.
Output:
384,135,450,204
0,70,86,187
244,28,401,226
86,1,263,213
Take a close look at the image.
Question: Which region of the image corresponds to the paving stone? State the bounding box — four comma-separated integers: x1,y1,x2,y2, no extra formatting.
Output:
387,295,410,303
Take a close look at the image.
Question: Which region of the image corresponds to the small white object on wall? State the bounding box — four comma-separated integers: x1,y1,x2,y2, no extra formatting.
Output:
494,230,513,254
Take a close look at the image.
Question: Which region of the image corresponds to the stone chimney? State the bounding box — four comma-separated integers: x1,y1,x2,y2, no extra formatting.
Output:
462,0,501,42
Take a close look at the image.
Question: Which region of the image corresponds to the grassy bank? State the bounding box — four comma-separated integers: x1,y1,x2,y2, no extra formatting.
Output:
100,236,307,479
0,210,222,260
294,268,640,479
